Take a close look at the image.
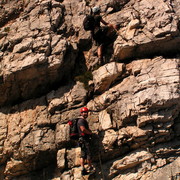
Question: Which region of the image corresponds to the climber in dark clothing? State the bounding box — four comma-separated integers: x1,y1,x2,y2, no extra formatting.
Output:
91,6,118,64
77,107,94,175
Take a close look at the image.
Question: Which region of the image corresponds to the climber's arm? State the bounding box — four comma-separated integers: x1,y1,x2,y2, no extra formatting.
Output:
101,18,117,30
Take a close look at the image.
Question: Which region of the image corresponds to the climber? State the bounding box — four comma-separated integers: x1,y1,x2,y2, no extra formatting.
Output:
77,107,94,175
91,6,118,64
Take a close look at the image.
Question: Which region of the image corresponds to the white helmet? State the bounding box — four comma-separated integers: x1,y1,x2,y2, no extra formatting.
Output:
92,6,100,13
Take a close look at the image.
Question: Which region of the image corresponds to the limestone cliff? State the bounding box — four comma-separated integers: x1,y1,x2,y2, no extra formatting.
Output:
0,0,180,179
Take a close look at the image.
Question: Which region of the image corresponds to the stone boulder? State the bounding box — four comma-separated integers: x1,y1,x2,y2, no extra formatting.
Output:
92,62,124,93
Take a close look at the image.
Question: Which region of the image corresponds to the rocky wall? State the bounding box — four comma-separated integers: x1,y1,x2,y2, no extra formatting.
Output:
0,0,180,179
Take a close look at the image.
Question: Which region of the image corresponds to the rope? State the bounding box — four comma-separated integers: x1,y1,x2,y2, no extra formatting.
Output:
98,150,105,180
95,131,106,180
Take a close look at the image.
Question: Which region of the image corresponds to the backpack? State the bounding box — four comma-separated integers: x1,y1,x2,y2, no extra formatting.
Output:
83,15,95,31
68,118,80,140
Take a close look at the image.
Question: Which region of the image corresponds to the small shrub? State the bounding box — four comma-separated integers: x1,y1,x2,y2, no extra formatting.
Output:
4,27,10,32
74,71,93,90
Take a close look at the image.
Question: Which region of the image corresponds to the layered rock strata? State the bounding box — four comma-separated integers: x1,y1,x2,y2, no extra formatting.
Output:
0,0,180,179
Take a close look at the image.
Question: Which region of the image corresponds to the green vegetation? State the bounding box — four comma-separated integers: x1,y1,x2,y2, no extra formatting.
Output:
74,71,93,90
4,27,10,32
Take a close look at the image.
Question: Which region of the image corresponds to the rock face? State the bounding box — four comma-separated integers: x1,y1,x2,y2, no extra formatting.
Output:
0,0,180,179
